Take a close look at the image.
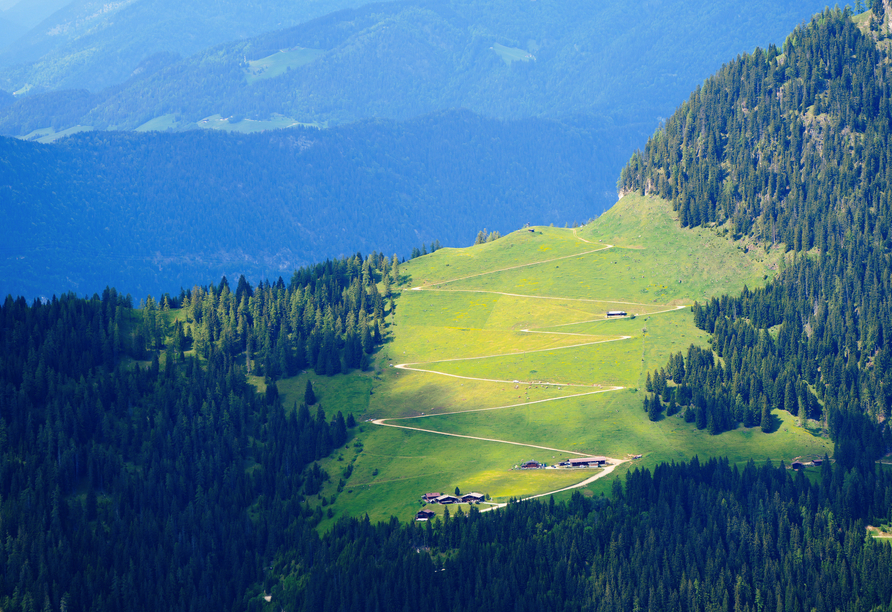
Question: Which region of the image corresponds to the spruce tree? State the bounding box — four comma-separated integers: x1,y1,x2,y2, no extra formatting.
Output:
304,380,316,405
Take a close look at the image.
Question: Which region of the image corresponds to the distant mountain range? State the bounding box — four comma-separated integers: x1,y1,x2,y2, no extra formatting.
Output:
0,0,368,93
0,110,623,299
1,0,831,132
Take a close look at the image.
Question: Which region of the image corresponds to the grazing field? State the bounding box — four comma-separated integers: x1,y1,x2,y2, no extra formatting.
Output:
135,114,183,132
134,113,323,133
492,42,535,65
196,114,322,133
19,125,93,143
275,194,830,524
244,47,325,83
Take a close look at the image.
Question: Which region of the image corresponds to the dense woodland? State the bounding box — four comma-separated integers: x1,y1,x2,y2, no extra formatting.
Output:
0,110,607,299
272,457,892,612
167,253,393,380
626,8,892,449
0,264,381,611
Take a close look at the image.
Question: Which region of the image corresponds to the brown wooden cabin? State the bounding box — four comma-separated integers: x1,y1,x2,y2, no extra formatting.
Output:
567,456,608,467
416,510,436,521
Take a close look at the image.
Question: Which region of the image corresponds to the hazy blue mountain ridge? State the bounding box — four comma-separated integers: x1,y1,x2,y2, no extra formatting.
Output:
0,110,622,298
1,0,833,134
0,0,371,93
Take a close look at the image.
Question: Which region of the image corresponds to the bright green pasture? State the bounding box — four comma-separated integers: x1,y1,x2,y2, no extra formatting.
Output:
310,194,828,524
483,294,667,329
413,194,776,303
578,193,779,300
394,289,500,329
412,306,702,389
409,390,831,469
369,369,599,419
492,42,535,65
395,288,665,333
420,335,641,387
309,424,596,527
386,325,611,363
244,47,324,83
196,114,322,133
403,226,598,288
274,371,374,418
440,242,765,303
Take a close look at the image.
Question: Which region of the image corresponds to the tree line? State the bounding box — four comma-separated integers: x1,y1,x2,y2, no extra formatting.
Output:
0,280,358,611
625,8,892,449
267,457,892,612
158,253,394,380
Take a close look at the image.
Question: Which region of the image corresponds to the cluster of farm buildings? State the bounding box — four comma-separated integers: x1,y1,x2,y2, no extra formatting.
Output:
414,457,612,520
519,456,610,470
421,492,486,505
416,492,486,521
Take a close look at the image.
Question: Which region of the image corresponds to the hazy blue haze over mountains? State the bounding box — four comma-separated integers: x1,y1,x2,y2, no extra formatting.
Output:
1,0,834,129
0,111,617,298
0,0,835,299
0,0,367,92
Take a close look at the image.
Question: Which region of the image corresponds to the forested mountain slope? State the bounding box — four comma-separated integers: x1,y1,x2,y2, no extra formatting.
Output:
0,266,378,612
0,0,368,94
0,110,616,299
621,7,892,454
276,458,892,612
0,0,831,133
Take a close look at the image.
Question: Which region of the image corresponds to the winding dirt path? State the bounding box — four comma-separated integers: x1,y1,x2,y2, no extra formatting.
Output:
372,229,667,504
480,461,623,512
410,241,614,290
371,418,598,456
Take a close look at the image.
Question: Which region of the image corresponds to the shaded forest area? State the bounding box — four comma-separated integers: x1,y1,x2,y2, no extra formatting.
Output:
0,0,830,130
0,110,610,299
626,9,892,450
157,253,394,380
0,264,376,611
273,457,892,612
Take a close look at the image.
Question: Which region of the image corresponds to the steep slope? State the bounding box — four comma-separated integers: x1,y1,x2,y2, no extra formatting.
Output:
0,110,622,299
0,0,832,132
0,0,369,93
620,7,892,459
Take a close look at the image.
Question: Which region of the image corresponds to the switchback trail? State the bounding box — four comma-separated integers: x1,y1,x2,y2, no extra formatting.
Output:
410,241,614,290
373,228,674,504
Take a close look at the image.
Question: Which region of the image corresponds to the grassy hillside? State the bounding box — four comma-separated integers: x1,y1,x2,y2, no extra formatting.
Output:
281,194,830,527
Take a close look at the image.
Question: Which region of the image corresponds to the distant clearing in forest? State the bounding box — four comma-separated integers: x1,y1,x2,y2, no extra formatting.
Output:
18,125,93,143
492,42,534,65
244,47,325,83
